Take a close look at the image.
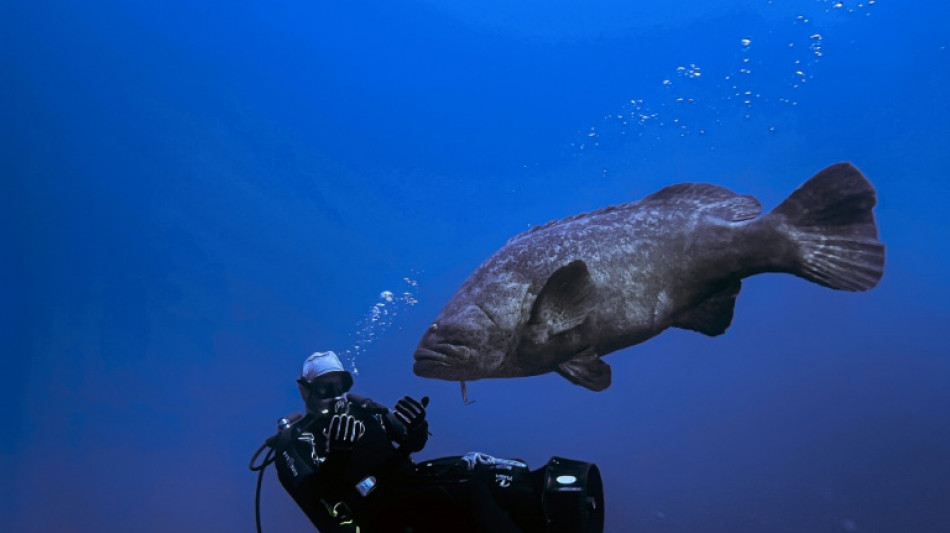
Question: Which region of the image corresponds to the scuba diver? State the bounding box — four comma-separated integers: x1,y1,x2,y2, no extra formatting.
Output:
264,350,523,533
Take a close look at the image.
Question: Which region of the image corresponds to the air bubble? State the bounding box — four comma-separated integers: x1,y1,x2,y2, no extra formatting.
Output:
676,64,702,79
338,275,422,373
573,2,874,158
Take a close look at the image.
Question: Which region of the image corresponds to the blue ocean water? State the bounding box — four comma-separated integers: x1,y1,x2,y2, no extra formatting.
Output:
3,0,949,531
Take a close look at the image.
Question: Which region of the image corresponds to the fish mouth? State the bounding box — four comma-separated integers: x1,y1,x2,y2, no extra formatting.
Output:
413,348,452,366
413,343,473,377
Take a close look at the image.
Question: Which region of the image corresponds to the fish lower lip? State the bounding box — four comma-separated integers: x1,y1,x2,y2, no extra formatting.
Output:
414,344,470,363
413,349,450,364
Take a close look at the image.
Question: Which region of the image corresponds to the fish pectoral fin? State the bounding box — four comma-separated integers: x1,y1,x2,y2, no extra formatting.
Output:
673,280,741,336
522,324,550,346
529,260,596,335
557,350,611,391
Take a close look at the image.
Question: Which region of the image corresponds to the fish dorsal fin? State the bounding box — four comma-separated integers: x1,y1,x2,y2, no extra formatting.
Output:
506,183,761,246
639,183,762,222
673,280,742,336
507,203,634,245
528,260,596,336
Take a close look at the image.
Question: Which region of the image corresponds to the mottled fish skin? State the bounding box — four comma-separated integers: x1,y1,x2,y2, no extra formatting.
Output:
413,163,884,391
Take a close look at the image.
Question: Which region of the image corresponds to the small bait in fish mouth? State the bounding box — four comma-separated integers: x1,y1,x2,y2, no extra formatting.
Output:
460,381,476,405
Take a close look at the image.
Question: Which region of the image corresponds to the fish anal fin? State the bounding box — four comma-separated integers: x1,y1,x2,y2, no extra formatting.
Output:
557,349,611,391
529,260,596,335
673,280,742,336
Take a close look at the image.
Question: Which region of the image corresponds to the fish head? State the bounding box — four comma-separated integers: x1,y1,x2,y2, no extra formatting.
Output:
413,274,526,381
413,302,511,381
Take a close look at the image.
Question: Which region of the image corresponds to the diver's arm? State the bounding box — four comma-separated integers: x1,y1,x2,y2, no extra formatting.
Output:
348,393,429,454
400,418,429,453
392,395,429,453
384,411,429,454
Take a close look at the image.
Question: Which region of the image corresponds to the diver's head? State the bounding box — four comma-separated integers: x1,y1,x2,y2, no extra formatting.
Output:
297,351,353,408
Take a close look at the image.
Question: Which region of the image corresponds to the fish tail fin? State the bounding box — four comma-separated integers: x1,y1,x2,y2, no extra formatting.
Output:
767,162,885,291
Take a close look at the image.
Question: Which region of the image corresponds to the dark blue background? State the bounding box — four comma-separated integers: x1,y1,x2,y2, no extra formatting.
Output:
4,1,948,531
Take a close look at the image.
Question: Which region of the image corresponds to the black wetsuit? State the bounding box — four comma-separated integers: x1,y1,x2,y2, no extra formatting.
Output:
275,394,521,533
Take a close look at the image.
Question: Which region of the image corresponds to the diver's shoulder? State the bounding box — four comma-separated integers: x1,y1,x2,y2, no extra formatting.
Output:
347,394,389,413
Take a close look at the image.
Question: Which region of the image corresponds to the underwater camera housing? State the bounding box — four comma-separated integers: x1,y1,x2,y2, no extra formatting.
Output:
541,457,605,533
252,406,605,533
411,453,604,533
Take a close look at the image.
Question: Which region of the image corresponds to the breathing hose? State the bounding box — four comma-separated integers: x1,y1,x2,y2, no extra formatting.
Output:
250,440,278,533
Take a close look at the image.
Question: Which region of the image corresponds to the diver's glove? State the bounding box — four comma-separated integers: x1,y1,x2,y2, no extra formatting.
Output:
393,396,428,432
325,414,365,454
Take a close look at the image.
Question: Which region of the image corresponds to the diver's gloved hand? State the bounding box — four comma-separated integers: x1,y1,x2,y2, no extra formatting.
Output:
394,396,428,431
325,414,365,454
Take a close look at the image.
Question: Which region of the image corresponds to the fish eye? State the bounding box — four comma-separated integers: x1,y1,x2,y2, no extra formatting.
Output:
429,323,439,331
